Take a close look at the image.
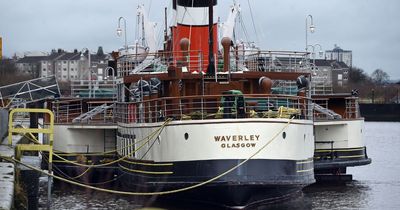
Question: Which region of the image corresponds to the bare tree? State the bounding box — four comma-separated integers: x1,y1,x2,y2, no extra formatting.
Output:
0,58,33,86
348,66,369,84
371,69,390,85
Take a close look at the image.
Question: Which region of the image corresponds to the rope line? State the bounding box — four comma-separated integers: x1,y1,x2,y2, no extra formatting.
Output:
1,117,294,196
52,119,170,168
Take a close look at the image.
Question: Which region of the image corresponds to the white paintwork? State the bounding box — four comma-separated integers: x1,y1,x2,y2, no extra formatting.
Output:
314,119,364,149
137,4,158,53
117,118,314,162
176,5,217,26
53,125,115,153
221,3,241,39
119,45,148,63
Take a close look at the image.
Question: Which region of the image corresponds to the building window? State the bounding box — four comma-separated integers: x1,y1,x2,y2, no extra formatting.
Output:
70,61,74,64
42,68,46,71
338,74,343,80
63,61,67,64
71,68,74,71
63,68,67,71
98,68,103,75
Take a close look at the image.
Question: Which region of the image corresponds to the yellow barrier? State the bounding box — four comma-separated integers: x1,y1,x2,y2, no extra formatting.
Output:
8,108,54,162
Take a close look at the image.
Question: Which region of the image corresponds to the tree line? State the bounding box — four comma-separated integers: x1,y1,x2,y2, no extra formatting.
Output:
0,59,33,86
336,67,399,103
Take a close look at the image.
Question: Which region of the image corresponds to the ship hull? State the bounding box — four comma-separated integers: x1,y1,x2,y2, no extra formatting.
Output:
314,119,371,174
118,158,313,207
116,119,315,207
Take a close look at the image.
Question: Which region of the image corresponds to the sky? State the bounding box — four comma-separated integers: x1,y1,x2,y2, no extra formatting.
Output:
0,0,399,80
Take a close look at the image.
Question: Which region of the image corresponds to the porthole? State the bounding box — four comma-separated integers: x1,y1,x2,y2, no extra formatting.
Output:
282,132,287,139
184,133,189,140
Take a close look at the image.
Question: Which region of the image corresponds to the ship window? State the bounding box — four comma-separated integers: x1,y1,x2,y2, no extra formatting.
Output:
282,132,286,139
184,133,189,140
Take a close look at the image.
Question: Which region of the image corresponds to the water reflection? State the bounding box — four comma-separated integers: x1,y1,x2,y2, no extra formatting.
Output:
39,182,369,210
304,181,371,210
38,122,400,209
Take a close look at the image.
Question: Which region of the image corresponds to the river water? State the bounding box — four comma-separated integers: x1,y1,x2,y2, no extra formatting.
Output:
38,122,400,209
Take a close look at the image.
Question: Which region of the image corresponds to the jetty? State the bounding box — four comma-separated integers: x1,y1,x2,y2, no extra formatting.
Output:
0,143,14,210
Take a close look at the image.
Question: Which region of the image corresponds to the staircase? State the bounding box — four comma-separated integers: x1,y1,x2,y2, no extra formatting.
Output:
313,103,342,120
72,103,114,123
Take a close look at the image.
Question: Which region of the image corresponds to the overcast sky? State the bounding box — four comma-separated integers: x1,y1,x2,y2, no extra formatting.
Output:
1,0,399,80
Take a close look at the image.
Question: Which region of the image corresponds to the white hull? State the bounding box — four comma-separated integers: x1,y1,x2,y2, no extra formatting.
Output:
314,119,364,150
313,118,371,171
117,118,314,162
53,124,116,153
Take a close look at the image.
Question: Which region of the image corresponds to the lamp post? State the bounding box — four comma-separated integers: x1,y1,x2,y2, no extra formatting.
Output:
307,44,323,64
104,67,116,98
305,15,315,53
104,66,115,80
81,48,92,98
117,17,128,52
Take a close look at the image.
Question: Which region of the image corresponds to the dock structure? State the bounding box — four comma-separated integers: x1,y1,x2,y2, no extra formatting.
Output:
0,137,16,210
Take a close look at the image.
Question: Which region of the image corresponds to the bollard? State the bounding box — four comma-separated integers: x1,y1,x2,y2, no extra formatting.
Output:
19,156,41,210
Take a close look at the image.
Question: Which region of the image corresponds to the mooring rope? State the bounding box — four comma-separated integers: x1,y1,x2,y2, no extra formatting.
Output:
1,117,294,196
52,119,171,168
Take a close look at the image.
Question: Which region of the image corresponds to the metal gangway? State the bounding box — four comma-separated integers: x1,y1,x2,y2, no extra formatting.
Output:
0,76,60,109
313,103,342,120
72,103,114,123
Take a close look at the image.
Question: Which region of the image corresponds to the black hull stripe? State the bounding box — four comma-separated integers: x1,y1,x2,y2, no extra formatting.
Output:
176,23,217,28
315,158,371,170
118,159,315,185
177,0,217,7
314,146,369,160
118,158,314,207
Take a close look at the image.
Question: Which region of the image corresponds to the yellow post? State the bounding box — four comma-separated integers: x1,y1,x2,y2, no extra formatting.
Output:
8,108,55,208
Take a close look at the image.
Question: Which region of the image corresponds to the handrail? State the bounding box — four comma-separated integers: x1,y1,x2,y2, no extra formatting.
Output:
114,94,312,123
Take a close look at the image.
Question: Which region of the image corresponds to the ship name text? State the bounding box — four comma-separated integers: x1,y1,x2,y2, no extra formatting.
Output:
214,135,260,149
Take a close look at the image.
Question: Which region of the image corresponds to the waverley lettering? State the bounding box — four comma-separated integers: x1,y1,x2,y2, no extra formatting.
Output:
214,135,260,149
214,135,260,142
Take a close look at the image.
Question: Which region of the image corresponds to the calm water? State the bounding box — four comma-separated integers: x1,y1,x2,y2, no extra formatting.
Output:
38,122,400,209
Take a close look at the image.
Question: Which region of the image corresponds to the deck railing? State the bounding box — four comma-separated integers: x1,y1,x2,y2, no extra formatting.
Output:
312,97,361,120
114,94,313,124
51,99,115,124
70,80,117,99
117,50,311,76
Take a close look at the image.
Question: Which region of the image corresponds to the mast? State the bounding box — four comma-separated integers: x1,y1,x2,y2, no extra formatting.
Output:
207,0,215,75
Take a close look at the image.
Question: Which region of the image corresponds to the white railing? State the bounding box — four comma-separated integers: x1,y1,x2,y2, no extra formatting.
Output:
114,94,313,124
